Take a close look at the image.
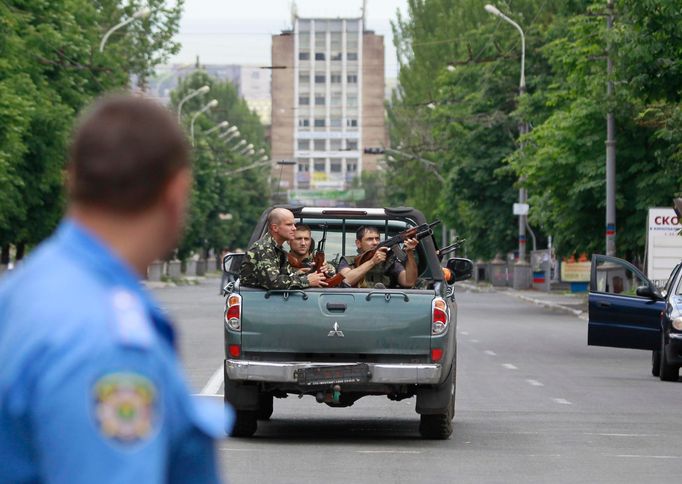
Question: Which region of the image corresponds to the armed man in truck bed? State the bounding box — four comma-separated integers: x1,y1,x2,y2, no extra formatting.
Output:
239,208,328,289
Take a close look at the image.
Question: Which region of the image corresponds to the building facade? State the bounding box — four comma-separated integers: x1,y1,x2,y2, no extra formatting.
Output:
271,16,386,204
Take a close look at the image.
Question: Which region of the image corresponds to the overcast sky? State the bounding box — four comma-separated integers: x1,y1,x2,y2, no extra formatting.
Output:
169,0,409,78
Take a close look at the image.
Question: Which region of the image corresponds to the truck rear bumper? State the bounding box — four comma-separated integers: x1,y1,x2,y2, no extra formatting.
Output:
225,359,443,385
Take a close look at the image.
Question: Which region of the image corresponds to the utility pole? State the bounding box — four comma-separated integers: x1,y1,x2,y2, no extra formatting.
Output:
605,0,617,257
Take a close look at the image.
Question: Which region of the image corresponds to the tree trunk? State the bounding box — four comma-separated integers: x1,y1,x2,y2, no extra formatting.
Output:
1,245,9,264
16,242,25,261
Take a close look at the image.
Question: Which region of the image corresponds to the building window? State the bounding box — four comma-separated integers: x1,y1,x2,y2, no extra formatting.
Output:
346,140,358,151
314,96,325,106
330,139,342,150
330,161,342,173
314,159,326,172
297,139,310,150
331,52,342,61
299,20,311,31
314,118,326,127
347,74,358,84
347,118,358,128
347,160,358,172
347,52,358,61
331,94,342,106
297,162,310,172
298,118,310,127
330,118,342,128
314,74,326,83
299,96,309,105
315,52,325,61
347,95,358,106
299,73,309,84
299,52,310,61
331,74,342,84
313,139,326,151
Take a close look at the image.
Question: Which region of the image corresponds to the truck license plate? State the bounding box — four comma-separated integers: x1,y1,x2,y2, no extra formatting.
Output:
296,364,370,386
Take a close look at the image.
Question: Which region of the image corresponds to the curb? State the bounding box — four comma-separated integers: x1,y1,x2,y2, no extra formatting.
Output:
457,281,588,321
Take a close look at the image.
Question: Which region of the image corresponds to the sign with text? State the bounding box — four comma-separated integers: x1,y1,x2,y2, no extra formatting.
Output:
646,207,682,282
560,261,591,282
513,203,529,215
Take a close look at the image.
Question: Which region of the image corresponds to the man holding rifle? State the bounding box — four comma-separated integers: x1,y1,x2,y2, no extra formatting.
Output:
337,226,420,288
286,225,336,277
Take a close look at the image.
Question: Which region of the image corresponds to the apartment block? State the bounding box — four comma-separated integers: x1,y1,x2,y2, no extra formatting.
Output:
271,16,386,204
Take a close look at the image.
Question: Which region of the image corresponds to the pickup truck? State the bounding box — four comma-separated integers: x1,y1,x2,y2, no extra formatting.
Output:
221,206,473,439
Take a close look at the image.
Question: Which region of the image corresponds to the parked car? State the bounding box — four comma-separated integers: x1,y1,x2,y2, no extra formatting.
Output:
587,254,682,381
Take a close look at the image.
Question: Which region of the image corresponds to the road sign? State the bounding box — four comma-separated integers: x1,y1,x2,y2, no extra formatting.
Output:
513,203,529,215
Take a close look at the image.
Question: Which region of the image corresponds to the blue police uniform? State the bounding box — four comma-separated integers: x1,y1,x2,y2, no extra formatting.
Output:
0,219,232,483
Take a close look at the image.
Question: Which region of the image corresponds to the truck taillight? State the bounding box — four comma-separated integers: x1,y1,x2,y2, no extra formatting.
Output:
225,294,242,331
431,297,449,335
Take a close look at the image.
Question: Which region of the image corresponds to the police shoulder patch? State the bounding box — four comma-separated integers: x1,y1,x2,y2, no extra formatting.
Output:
93,372,159,445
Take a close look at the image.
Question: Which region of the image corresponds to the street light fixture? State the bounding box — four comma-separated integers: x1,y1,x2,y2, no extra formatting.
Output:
177,85,210,124
228,139,247,151
205,121,229,135
256,148,266,156
190,99,218,146
99,6,151,52
238,143,254,156
485,4,531,289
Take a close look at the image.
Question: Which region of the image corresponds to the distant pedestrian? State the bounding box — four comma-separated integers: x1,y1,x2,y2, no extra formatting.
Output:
0,95,230,483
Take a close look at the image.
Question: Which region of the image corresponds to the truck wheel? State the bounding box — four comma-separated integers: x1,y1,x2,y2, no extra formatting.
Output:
257,393,274,421
419,394,454,440
659,337,679,382
230,410,258,437
652,350,661,377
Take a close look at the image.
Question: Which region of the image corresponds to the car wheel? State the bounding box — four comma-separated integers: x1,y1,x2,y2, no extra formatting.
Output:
652,350,661,377
230,410,258,437
659,336,679,382
257,393,273,421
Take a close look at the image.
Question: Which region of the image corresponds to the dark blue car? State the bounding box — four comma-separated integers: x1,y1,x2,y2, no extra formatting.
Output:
588,255,682,381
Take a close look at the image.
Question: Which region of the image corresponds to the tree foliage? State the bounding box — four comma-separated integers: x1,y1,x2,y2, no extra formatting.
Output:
388,0,682,260
0,0,182,256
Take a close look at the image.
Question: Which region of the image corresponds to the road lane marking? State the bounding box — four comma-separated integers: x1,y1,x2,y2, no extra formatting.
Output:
585,433,659,437
460,331,469,336
526,379,544,387
502,363,518,370
200,365,224,395
470,339,479,343
357,450,422,454
552,398,572,405
484,350,497,356
605,454,679,459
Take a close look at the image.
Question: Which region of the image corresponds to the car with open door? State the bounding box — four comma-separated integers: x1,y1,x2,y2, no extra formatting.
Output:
588,254,682,381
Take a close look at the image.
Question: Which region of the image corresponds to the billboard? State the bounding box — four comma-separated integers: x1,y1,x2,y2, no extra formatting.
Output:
646,208,682,283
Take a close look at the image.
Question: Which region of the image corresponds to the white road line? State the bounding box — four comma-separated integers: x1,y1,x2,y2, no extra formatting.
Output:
200,365,224,395
484,350,497,356
470,339,479,343
357,450,422,454
606,454,679,459
460,331,470,336
502,363,518,370
526,379,544,387
585,433,659,437
552,398,572,405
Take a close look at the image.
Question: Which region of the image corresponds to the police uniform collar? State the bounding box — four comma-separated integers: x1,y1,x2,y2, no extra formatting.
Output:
56,218,176,348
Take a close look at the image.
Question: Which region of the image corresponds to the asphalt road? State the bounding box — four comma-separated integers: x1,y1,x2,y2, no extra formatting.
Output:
154,278,682,484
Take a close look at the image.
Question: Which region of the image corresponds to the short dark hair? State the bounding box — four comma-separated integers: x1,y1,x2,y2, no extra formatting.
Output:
356,226,380,241
68,94,190,212
295,224,311,233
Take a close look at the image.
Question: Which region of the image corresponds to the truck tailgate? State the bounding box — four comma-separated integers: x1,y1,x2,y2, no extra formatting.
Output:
239,289,433,356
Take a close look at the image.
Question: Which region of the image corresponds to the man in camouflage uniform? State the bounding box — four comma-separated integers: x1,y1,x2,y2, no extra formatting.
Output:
337,226,419,288
239,208,327,289
286,224,336,277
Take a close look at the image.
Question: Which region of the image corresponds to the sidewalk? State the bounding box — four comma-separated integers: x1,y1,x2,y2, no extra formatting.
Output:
457,281,588,320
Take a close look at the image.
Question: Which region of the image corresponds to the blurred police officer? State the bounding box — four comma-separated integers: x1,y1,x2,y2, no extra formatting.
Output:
0,95,230,483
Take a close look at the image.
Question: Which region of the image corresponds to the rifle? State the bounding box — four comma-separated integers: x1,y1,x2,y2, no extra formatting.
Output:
353,220,441,269
437,237,465,260
312,223,327,273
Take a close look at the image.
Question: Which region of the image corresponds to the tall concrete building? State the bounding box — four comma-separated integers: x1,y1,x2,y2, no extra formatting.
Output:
271,15,386,205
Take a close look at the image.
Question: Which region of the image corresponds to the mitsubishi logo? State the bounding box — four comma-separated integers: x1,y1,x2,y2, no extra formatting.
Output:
328,321,344,337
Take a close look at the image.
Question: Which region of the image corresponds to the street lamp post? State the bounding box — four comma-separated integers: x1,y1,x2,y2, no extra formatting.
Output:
275,160,296,204
99,6,151,52
190,99,218,146
205,121,229,135
485,4,531,289
605,0,617,257
177,85,210,124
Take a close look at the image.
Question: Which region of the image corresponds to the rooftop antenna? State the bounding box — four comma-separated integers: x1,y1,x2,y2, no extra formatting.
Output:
291,1,298,27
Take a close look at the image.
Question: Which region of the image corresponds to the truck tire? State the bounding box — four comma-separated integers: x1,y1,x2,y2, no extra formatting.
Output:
659,337,679,382
419,392,454,440
230,410,258,437
257,393,274,421
652,350,661,377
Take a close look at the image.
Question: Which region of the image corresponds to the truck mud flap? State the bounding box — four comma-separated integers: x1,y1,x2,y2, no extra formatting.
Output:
224,362,259,410
416,361,455,415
